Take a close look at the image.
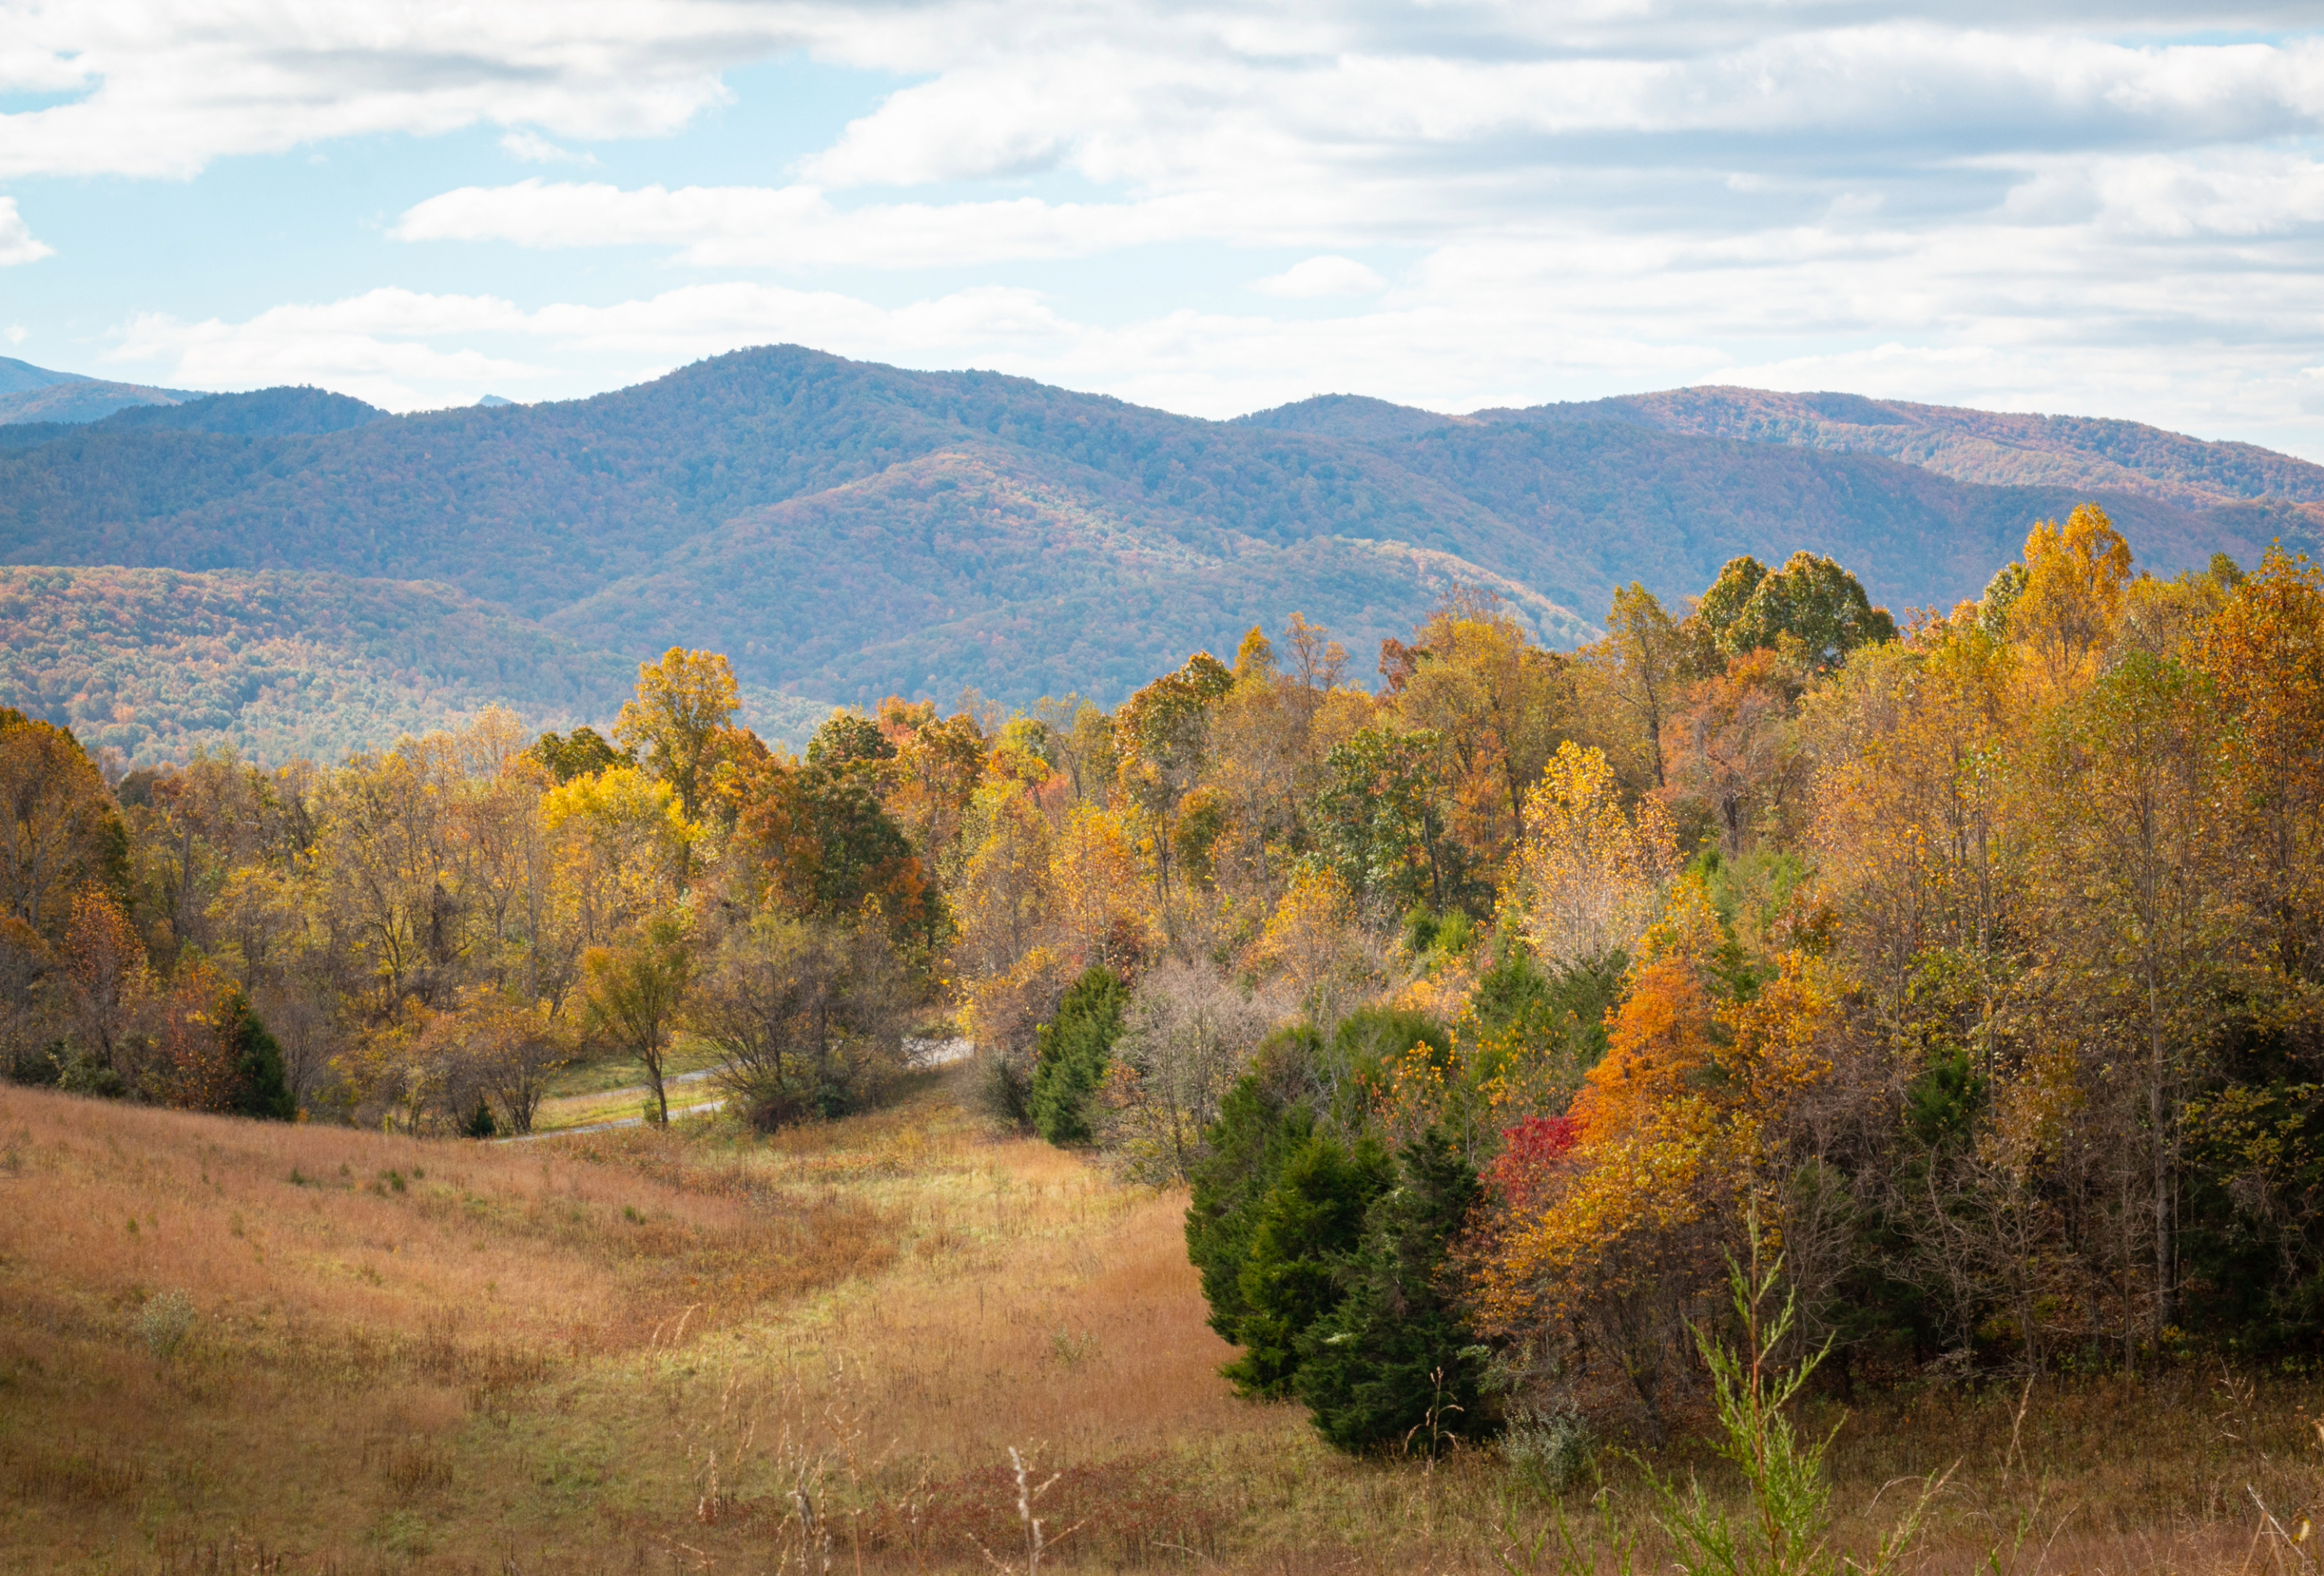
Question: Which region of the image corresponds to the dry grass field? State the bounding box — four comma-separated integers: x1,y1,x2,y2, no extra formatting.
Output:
3,1066,2323,1574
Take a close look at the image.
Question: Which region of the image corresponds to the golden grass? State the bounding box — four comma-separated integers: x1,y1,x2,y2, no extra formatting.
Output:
536,1037,726,1103
1,1069,2321,1574
527,1076,725,1134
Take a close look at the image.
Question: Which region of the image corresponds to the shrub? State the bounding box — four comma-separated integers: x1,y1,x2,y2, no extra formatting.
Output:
134,1290,195,1361
1325,1006,1449,1115
54,1042,125,1098
1502,1405,1593,1492
981,1047,1036,1131
7,1039,62,1087
1648,1236,1941,1576
689,915,912,1132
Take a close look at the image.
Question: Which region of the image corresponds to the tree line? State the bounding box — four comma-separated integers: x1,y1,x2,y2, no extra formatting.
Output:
0,648,955,1136
940,512,2321,1453
5,511,2317,1458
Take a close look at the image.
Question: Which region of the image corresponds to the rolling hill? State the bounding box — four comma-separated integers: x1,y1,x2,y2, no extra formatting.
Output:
1492,386,2324,512
0,354,205,427
2,344,2316,762
0,566,827,767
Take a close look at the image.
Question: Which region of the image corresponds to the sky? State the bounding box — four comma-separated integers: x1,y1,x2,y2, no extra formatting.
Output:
3,2,2323,457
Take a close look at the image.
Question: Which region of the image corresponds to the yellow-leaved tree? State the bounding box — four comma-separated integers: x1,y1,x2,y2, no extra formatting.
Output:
542,765,697,949
1511,742,1678,971
1252,864,1373,1036
614,647,740,822
2013,503,2132,691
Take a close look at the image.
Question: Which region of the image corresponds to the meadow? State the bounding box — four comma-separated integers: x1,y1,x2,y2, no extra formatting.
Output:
3,1063,2322,1575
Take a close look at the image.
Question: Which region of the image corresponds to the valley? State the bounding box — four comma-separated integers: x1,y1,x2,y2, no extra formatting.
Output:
6,346,2319,762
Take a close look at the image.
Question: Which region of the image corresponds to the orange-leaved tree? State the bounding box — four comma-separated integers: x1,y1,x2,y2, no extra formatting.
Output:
1471,930,1836,1437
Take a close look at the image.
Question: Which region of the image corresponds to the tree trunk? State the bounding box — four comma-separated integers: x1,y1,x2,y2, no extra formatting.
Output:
2152,1006,2173,1343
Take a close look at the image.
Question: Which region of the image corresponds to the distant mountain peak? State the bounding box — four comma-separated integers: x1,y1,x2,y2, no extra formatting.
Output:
1481,385,2324,514
91,386,386,438
1233,393,1463,441
0,355,88,396
0,356,208,426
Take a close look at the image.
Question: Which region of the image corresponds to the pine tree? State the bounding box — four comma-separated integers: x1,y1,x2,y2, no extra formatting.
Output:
219,990,296,1121
1029,964,1126,1145
1186,1042,1320,1341
1294,1128,1490,1453
1221,1131,1392,1399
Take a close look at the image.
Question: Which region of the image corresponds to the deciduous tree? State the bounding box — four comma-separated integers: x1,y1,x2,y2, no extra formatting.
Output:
614,647,741,821
581,914,693,1124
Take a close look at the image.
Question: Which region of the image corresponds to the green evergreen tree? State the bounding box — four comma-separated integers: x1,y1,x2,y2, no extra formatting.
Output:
219,991,296,1121
1324,1007,1452,1126
1185,1033,1321,1342
461,1096,500,1139
1293,1127,1491,1453
1222,1131,1392,1400
1028,964,1126,1145
1470,940,1625,1068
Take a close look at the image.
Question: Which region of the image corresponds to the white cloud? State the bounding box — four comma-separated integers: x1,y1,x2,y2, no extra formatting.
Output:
0,198,52,266
500,130,596,166
25,1,2324,455
97,282,1074,411
1249,256,1386,298
0,1,763,180
6,324,24,344
105,290,549,409
92,218,2324,465
392,179,1220,267
7,3,2323,186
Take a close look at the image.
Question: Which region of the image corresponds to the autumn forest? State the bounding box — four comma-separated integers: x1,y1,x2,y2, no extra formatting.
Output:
7,500,2324,1565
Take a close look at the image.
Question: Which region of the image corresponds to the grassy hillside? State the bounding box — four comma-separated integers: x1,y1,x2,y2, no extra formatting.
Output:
0,566,831,765
1,1071,2310,1572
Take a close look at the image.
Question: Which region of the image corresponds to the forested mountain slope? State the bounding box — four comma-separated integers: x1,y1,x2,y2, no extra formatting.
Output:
1245,384,2324,552
543,444,1593,704
0,387,390,452
1352,421,2278,620
3,343,2315,758
0,356,203,426
1,348,1567,623
0,566,826,766
1508,386,2324,511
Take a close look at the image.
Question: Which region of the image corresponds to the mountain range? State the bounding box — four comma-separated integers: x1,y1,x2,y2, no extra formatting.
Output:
2,346,2316,765
0,354,207,427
